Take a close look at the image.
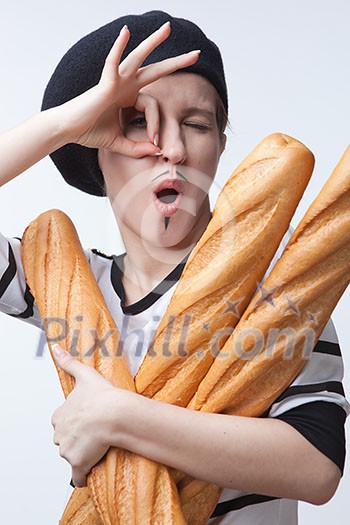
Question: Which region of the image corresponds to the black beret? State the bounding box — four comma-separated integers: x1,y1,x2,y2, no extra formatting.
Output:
41,10,228,196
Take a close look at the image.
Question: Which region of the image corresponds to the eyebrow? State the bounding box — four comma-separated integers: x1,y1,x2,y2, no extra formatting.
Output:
184,107,216,119
121,106,216,121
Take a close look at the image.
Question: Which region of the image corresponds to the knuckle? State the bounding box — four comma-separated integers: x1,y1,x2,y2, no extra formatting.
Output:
51,405,63,426
140,92,157,108
59,448,66,460
59,444,69,460
60,354,72,366
70,455,84,470
118,64,129,77
129,143,142,157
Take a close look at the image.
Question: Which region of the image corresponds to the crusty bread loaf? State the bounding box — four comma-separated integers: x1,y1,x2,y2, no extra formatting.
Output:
133,133,315,523
174,145,350,516
21,133,316,525
21,210,186,525
59,487,101,525
195,145,350,414
21,138,348,525
135,133,315,407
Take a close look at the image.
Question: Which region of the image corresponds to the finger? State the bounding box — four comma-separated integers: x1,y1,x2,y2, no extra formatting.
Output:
134,93,160,145
108,135,163,158
52,344,85,379
51,410,59,429
72,468,88,488
60,449,88,487
119,21,171,76
100,25,130,83
137,50,201,87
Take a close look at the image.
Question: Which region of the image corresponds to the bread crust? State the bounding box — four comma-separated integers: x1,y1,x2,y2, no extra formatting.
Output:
175,145,350,514
22,136,349,525
135,133,315,406
21,210,186,525
195,145,350,414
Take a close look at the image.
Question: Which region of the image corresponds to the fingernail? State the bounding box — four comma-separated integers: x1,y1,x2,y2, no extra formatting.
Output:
120,24,128,34
151,150,163,157
160,21,171,30
153,133,159,147
52,344,64,358
189,49,201,55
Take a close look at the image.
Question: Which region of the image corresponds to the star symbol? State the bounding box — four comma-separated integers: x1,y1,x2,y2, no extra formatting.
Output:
283,294,301,318
307,311,319,324
255,282,277,308
201,322,211,332
222,298,242,318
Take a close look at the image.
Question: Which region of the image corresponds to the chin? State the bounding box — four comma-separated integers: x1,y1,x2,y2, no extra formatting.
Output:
140,213,196,251
142,229,190,249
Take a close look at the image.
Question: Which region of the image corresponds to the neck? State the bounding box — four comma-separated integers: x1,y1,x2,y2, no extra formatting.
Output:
116,199,212,304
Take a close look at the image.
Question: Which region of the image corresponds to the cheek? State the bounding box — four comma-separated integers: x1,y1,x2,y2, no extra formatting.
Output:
194,141,221,178
102,154,135,199
109,180,149,226
103,158,155,223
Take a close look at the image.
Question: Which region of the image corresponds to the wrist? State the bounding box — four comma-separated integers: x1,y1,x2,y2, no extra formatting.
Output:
38,106,71,152
104,388,140,448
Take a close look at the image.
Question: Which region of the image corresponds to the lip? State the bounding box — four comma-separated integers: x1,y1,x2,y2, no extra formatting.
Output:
153,178,185,217
153,178,185,195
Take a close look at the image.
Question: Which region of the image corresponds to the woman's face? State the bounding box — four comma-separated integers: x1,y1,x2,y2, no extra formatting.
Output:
98,72,226,253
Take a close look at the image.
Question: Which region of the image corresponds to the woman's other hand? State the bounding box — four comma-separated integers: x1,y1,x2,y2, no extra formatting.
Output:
50,344,119,487
54,23,200,158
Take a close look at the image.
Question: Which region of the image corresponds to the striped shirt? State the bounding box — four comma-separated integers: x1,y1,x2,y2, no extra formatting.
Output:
0,227,348,524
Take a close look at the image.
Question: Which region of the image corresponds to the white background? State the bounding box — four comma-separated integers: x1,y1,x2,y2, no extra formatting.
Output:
0,0,348,523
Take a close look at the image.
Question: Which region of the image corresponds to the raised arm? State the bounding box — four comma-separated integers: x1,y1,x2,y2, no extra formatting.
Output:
0,22,200,188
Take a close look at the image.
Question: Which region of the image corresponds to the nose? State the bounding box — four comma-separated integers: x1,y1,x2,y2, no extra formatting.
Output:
158,122,186,165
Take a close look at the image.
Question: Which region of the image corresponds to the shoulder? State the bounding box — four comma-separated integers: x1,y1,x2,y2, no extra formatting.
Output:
269,317,350,418
90,248,114,260
83,247,113,265
83,247,115,282
83,247,126,290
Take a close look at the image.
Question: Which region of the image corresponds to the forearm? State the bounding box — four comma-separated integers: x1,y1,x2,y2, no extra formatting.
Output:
112,390,340,505
0,107,66,187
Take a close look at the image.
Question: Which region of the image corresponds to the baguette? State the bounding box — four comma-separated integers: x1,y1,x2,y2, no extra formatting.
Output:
175,144,350,520
133,132,315,523
57,142,349,523
23,132,315,525
21,210,186,525
59,487,100,525
135,133,315,407
21,136,344,525
195,144,350,414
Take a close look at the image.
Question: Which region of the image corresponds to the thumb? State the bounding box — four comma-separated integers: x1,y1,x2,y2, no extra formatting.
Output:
52,344,84,379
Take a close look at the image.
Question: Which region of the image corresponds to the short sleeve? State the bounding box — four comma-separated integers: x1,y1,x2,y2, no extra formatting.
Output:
268,319,349,474
0,232,43,329
275,400,347,474
268,320,350,417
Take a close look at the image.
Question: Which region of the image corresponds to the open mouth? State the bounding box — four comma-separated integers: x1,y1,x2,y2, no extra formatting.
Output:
153,179,184,217
156,188,179,204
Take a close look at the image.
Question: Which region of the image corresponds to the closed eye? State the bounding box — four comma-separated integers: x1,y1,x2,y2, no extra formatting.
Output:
184,122,211,131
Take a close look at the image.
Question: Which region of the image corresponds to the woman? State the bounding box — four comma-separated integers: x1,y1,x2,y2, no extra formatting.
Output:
0,10,348,524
